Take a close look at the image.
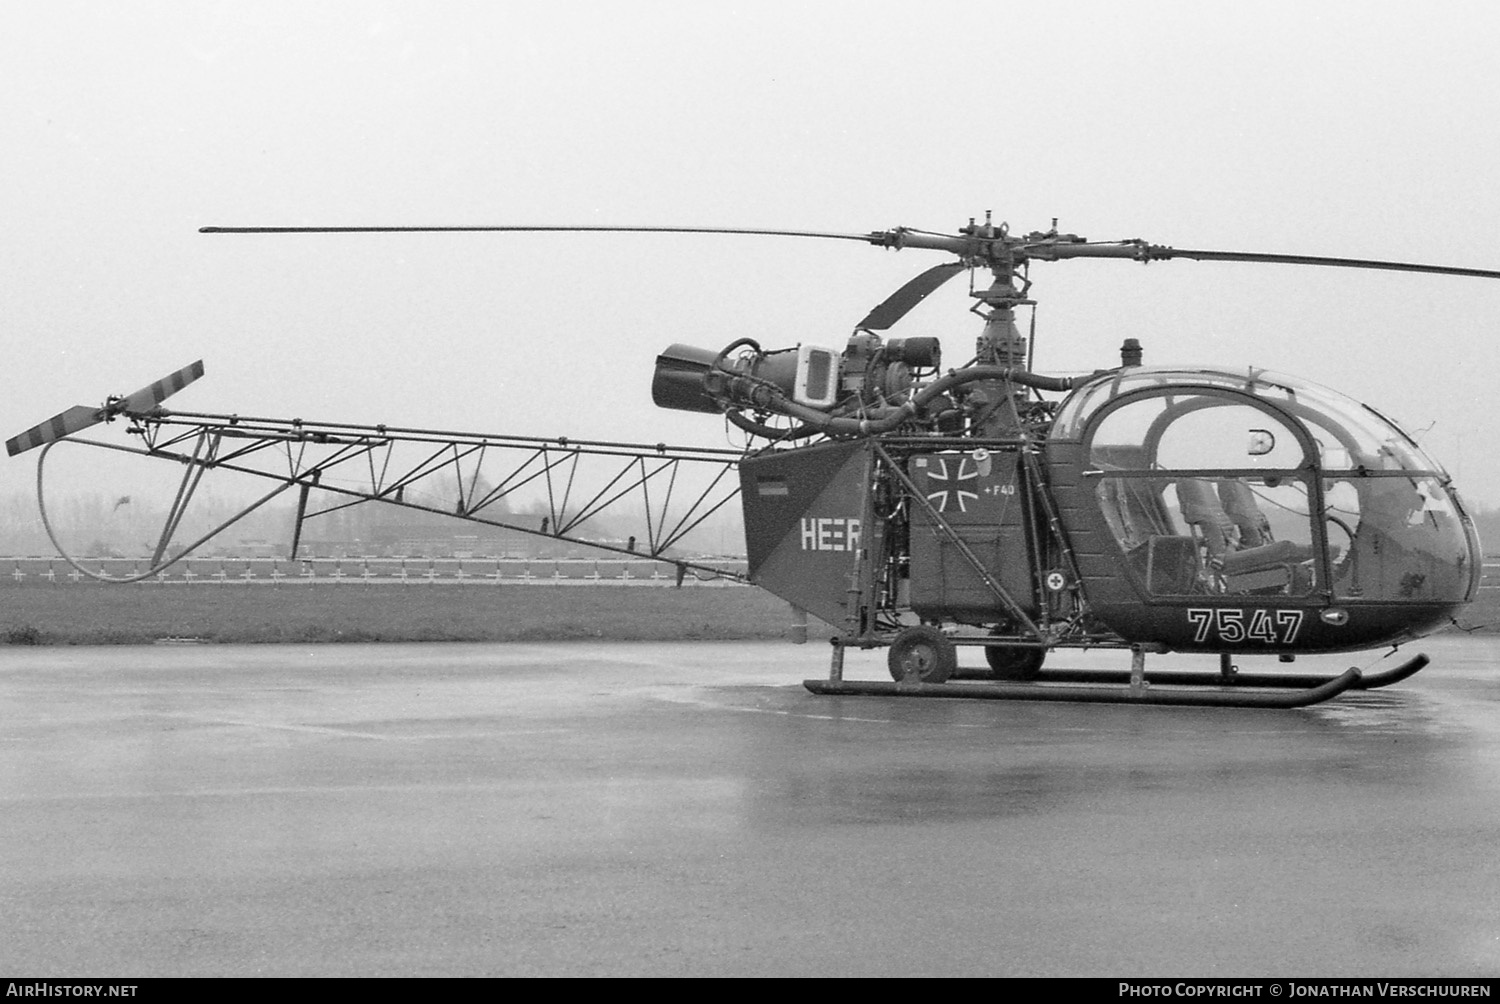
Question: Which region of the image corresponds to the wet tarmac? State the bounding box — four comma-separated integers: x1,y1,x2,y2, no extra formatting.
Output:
2,637,1498,977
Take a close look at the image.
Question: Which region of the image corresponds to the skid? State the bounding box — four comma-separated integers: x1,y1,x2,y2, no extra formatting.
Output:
951,653,1429,691
804,667,1363,708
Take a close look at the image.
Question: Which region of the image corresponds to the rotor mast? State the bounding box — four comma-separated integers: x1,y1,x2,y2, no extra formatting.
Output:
965,214,1034,436
864,211,1069,436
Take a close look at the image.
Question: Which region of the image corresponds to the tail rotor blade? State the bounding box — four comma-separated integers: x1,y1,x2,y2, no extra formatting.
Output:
6,360,206,457
115,360,205,416
6,405,105,457
858,261,967,331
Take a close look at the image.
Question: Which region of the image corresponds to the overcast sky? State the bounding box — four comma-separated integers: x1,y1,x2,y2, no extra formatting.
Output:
6,1,1500,507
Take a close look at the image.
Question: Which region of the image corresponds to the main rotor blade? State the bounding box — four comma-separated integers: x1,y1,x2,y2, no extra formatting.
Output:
116,360,206,416
858,261,968,330
1033,240,1500,279
6,405,103,457
1148,247,1500,280
201,223,1500,280
200,224,886,245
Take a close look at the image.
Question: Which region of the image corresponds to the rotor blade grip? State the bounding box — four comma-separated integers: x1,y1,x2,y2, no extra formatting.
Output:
872,230,981,255
1025,242,1144,261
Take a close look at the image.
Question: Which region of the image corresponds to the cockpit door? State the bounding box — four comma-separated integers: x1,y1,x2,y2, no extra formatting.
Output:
1086,389,1324,600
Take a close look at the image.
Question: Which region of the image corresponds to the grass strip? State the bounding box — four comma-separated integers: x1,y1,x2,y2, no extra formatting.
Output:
0,584,831,645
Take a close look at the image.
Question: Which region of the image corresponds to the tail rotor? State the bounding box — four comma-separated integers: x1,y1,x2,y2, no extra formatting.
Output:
6,360,204,457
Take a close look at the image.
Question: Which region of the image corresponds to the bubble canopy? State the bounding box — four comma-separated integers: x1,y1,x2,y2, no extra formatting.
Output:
1052,366,1439,471
1051,366,1478,611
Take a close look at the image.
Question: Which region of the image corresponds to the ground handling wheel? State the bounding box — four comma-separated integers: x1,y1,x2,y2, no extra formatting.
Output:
984,645,1045,681
887,626,957,684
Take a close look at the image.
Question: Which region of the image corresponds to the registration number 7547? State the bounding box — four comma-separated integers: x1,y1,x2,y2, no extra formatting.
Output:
1186,608,1305,645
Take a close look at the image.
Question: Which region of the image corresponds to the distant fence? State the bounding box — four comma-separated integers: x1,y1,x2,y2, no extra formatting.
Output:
1,556,749,587
8,556,1497,590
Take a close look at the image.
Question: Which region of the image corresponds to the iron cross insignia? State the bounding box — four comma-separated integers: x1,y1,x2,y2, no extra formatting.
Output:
925,457,980,513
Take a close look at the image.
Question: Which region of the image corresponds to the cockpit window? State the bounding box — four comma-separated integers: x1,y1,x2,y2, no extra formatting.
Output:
1323,474,1474,601
1087,389,1316,597
1095,474,1319,597
1055,367,1280,440
1270,384,1434,473
1089,393,1304,471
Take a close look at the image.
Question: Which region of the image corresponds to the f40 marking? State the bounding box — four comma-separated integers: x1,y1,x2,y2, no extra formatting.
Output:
1186,608,1304,645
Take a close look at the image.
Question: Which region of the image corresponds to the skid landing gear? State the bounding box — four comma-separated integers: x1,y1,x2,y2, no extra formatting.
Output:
984,654,1429,692
807,639,1426,708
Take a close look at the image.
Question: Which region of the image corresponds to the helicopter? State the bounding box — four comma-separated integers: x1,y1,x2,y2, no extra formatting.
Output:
10,214,1499,708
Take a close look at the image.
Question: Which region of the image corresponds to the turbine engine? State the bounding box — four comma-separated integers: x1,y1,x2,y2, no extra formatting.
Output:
652,332,941,424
